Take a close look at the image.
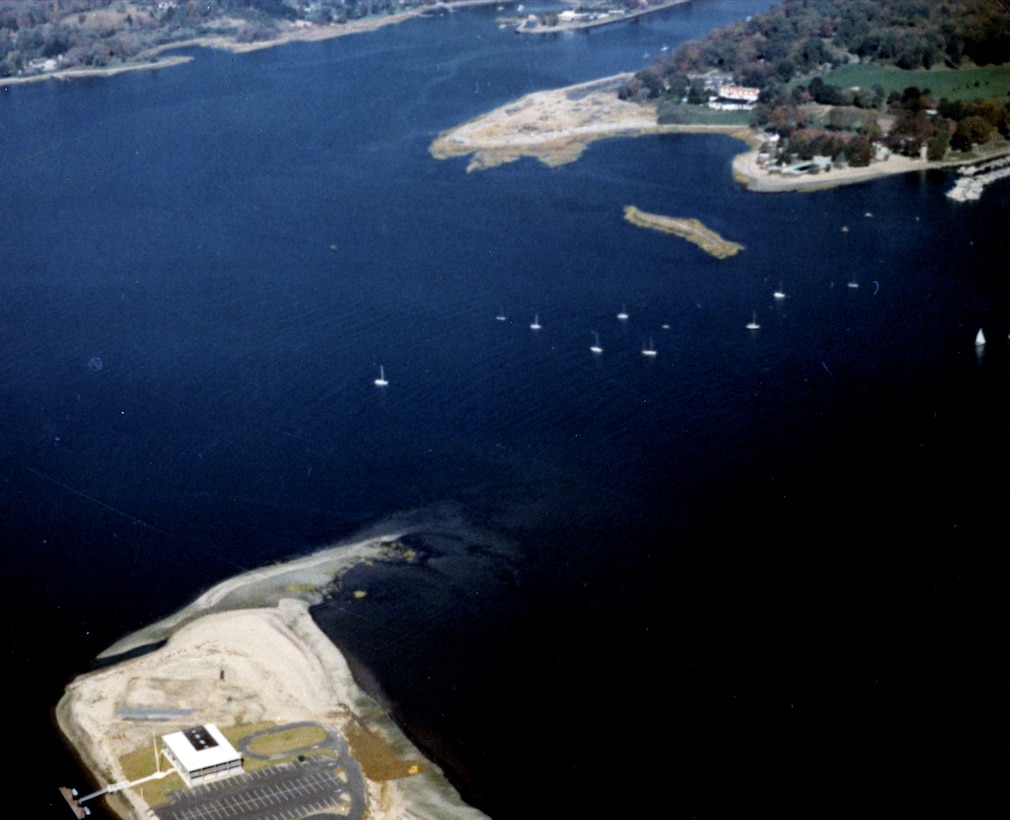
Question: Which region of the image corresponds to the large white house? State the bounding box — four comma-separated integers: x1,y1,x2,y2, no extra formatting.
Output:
717,85,761,103
161,724,243,787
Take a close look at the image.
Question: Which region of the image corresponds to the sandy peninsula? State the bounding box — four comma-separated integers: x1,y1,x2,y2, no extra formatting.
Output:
56,534,488,820
429,73,956,192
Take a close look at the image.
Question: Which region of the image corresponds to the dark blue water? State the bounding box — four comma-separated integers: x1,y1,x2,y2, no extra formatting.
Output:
2,3,1004,817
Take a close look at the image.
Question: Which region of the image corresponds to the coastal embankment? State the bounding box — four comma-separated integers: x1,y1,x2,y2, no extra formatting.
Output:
56,534,487,820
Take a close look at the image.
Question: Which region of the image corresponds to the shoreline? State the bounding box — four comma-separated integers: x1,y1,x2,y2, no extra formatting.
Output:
57,530,488,820
428,73,1010,194
2,1,501,87
623,205,744,259
509,0,692,35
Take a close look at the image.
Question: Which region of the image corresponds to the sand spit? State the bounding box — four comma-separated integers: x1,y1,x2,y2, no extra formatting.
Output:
623,206,744,259
430,74,675,170
57,535,488,820
429,74,976,195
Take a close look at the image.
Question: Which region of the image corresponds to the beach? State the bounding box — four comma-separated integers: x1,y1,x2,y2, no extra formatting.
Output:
429,73,958,191
56,535,488,820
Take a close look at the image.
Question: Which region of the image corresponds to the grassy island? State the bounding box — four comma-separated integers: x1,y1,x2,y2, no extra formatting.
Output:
623,206,744,259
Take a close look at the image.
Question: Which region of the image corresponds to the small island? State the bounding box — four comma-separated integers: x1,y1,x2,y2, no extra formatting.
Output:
623,206,743,259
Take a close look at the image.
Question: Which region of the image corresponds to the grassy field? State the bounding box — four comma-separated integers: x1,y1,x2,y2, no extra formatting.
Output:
660,104,753,126
246,723,329,756
819,64,1010,101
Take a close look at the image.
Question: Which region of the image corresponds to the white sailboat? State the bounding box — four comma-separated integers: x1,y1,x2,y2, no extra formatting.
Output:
530,314,541,330
374,365,388,387
975,328,986,346
847,276,860,289
617,304,629,321
496,307,507,321
641,337,657,357
746,311,760,330
590,332,603,354
773,282,786,299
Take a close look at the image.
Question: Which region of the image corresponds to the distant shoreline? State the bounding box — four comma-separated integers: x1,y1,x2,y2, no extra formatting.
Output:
508,0,692,35
2,1,501,87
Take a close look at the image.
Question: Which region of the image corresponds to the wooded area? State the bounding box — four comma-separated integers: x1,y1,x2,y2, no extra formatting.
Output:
621,0,1010,165
0,0,436,78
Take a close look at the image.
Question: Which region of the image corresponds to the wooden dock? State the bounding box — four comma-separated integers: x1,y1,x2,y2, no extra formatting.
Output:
58,786,90,817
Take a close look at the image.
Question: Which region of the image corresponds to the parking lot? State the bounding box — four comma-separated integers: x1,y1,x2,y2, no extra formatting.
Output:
153,757,358,820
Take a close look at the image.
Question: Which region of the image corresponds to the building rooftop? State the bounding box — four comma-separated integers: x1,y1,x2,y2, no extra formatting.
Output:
162,724,241,773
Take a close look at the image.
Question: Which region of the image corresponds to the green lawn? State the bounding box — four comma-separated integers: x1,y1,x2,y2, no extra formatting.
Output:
819,64,1010,101
658,104,753,126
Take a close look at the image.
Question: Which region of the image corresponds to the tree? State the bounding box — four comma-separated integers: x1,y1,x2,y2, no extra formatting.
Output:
926,130,950,161
845,136,873,167
952,115,995,149
775,58,795,83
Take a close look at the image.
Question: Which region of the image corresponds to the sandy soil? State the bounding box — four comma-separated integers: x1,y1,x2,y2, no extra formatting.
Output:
731,147,938,193
56,536,487,820
429,74,952,191
430,74,674,170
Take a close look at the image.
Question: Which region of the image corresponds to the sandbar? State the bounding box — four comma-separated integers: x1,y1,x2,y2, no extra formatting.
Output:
623,206,743,259
56,533,488,820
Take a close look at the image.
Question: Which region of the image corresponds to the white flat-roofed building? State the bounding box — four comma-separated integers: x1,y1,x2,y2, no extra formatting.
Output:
161,724,243,787
717,85,760,103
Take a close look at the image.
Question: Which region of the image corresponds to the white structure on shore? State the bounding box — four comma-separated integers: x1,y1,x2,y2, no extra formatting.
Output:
947,156,1010,202
162,724,243,787
716,85,760,103
708,85,760,111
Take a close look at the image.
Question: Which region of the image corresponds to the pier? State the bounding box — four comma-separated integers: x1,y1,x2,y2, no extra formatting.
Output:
58,787,90,818
60,768,173,817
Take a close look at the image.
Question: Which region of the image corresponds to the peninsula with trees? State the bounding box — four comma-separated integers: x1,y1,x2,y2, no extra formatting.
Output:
1,0,498,81
621,0,1010,175
432,0,1010,198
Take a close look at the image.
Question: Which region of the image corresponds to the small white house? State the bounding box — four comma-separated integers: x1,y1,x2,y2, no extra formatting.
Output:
161,724,243,787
